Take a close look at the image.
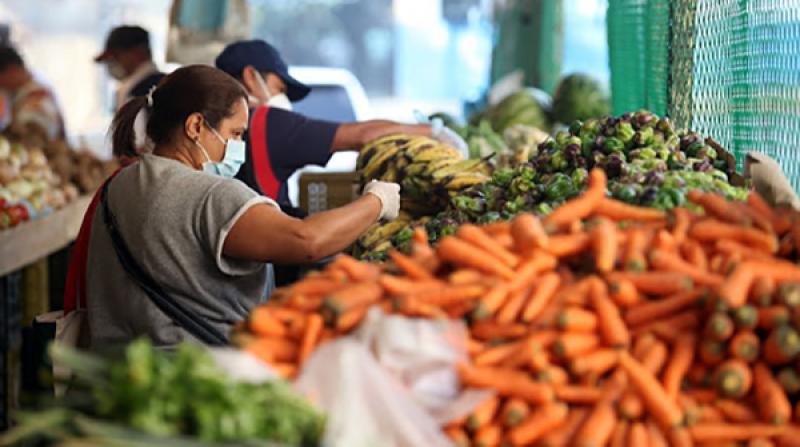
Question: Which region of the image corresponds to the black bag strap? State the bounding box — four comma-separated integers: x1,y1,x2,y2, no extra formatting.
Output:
100,181,228,346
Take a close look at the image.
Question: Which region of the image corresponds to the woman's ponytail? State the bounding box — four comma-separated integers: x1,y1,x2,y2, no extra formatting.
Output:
111,96,148,158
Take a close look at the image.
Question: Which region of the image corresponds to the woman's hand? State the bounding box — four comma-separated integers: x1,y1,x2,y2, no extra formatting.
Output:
222,183,400,264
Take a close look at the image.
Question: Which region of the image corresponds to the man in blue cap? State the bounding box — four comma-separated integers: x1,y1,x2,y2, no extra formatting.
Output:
215,39,467,212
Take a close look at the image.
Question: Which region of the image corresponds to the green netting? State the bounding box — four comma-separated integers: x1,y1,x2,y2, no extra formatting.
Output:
608,0,800,191
607,0,671,116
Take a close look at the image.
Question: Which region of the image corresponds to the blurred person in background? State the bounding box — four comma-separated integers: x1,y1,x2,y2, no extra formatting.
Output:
95,25,166,158
95,25,165,110
0,46,65,141
214,39,467,214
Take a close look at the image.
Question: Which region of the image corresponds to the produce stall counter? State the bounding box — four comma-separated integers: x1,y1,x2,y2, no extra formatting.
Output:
0,195,92,277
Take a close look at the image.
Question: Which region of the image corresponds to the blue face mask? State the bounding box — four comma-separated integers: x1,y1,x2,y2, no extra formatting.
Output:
195,123,246,178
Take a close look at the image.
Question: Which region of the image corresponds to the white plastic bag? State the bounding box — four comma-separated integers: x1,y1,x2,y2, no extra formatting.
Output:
295,308,491,447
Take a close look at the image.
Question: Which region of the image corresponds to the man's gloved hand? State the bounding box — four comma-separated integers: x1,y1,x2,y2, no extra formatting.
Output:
745,151,800,211
363,180,401,221
430,117,469,158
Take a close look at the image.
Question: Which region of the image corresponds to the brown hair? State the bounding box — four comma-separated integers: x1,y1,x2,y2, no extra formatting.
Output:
111,64,247,158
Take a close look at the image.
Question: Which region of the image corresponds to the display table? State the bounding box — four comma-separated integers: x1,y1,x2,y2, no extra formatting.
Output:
0,195,92,277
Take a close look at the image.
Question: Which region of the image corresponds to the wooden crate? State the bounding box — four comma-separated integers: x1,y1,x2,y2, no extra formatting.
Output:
299,172,360,214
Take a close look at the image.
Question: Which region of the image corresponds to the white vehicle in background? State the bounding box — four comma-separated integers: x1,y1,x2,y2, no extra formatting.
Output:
286,66,370,207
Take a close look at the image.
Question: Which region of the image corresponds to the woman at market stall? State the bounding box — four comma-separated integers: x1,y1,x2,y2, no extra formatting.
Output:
84,65,400,349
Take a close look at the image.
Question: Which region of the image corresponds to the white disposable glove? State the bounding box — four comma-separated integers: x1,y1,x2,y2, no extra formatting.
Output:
363,180,401,221
430,118,469,158
745,151,800,210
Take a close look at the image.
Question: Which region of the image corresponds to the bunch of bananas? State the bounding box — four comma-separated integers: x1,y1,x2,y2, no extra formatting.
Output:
354,134,492,259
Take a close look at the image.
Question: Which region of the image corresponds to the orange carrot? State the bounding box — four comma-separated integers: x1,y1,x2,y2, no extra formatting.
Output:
521,272,561,323
713,359,752,399
608,271,693,296
668,427,694,447
290,278,346,296
671,207,693,244
249,307,289,338
335,303,371,332
546,232,591,257
388,250,435,280
597,197,667,222
624,228,650,271
752,276,777,306
682,239,709,272
544,168,607,229
506,252,558,291
633,310,700,338
378,275,444,296
590,277,631,348
537,407,588,447
704,312,735,342
610,419,629,447
654,229,678,253
688,190,747,225
749,438,776,447
507,402,569,446
457,223,520,267
511,213,549,253
500,398,531,428
689,423,786,442
444,426,469,447
473,423,502,447
333,254,379,281
690,219,778,253
625,289,703,327
662,333,697,399
245,337,298,362
715,399,758,423
467,396,500,431
448,269,484,285
322,282,383,318
473,341,522,366
757,305,791,330
763,325,800,365
554,384,604,404
754,362,793,424
472,283,510,319
436,236,515,279
592,217,618,273
411,283,486,307
716,239,774,261
618,351,684,429
496,286,533,324
557,306,599,332
698,338,727,366
570,349,620,377
639,338,669,376
608,278,642,307
573,399,618,447
458,364,554,403
618,390,644,420
537,365,569,385
650,249,723,286
748,191,792,234
470,321,529,341
628,422,649,447
552,333,600,359
298,313,323,364
271,362,298,379
729,330,760,363
646,420,670,447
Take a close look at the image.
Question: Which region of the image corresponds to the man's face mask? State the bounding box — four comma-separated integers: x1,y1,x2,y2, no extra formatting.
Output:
106,61,127,81
253,72,293,111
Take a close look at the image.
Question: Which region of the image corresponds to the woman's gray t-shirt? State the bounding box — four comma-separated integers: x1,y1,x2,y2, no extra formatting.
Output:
86,154,277,349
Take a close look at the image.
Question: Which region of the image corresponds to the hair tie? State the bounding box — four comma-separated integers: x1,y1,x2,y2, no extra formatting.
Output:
146,85,156,108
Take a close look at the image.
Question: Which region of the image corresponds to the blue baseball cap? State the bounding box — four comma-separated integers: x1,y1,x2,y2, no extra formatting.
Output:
215,40,311,102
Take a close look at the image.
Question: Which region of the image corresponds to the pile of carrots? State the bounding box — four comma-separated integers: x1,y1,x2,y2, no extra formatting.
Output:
237,167,800,446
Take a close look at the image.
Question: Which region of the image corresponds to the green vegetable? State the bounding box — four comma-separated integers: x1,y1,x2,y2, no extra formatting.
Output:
552,73,610,124
603,137,625,154
615,121,635,145
545,173,578,201
13,340,329,446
